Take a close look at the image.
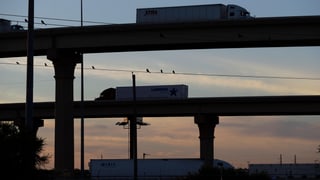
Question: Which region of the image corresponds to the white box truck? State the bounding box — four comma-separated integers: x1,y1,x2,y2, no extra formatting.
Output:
136,4,252,24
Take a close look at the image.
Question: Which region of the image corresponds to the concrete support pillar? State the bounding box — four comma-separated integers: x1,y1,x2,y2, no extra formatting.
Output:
47,49,82,172
128,116,137,160
194,114,219,167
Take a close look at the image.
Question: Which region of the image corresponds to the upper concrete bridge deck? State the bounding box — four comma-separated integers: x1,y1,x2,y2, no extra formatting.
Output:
0,15,320,58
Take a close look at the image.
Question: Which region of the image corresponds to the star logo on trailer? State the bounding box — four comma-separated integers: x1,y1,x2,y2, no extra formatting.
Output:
170,88,178,96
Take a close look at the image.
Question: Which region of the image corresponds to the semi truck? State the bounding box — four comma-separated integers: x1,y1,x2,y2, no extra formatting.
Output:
0,18,24,32
136,4,252,24
95,84,188,101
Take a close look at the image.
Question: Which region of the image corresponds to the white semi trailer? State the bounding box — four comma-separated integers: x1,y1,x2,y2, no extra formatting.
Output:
95,84,188,101
115,84,188,101
136,4,252,24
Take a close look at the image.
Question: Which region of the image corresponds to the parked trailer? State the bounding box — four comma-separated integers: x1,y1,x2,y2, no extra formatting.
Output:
89,158,234,179
136,4,252,24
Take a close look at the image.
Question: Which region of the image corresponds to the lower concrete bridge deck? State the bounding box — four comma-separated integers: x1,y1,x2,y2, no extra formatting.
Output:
1,95,320,121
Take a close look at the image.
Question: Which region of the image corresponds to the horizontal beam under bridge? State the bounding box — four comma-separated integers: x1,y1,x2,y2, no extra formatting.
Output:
0,95,320,121
0,16,320,58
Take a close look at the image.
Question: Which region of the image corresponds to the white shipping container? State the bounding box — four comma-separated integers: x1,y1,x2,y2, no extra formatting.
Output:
89,158,234,179
115,84,188,101
90,160,134,178
136,4,227,24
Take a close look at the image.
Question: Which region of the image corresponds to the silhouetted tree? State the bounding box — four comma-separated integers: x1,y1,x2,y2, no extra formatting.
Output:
0,122,50,178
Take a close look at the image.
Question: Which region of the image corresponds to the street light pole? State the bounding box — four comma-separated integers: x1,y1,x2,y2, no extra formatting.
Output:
26,0,34,132
80,0,85,175
130,73,138,180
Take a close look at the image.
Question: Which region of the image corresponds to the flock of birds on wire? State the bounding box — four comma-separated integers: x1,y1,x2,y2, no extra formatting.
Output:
8,61,320,80
14,61,177,75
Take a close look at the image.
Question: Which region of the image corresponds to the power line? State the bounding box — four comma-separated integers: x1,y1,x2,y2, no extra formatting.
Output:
15,20,71,28
1,18,76,28
0,62,53,68
1,61,319,81
86,67,320,81
0,13,115,26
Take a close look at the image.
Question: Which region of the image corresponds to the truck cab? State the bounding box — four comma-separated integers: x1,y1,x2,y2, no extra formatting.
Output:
11,24,24,31
226,4,252,19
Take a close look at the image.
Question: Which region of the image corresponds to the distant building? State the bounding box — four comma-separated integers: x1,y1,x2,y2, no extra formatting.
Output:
249,163,320,179
89,158,234,179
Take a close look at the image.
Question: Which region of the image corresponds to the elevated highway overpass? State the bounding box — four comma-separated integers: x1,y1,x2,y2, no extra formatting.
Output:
1,15,319,172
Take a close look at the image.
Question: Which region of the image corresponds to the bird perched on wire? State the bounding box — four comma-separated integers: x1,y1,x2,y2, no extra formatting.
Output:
41,20,47,25
146,68,150,73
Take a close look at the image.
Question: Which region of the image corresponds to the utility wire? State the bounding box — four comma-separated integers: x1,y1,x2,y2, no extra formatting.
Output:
1,61,318,81
15,20,71,28
0,13,114,25
86,67,320,81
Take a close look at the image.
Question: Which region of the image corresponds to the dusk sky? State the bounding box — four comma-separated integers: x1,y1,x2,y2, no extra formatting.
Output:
1,0,320,170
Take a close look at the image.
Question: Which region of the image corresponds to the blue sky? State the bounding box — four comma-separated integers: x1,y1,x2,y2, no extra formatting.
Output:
1,0,320,169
